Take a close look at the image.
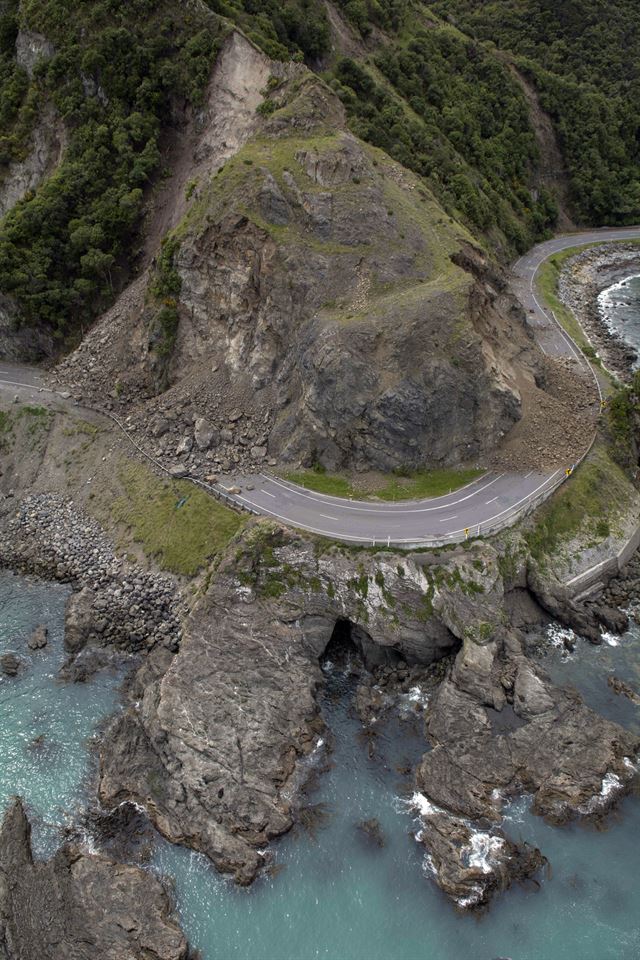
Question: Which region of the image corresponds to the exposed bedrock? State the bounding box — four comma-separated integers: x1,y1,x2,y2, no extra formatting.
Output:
55,31,544,475
413,627,639,909
98,522,639,909
98,523,496,883
0,797,188,960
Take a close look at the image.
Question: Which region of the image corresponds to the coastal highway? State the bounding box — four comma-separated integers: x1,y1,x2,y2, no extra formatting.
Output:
224,469,564,546
0,227,639,547
223,226,640,546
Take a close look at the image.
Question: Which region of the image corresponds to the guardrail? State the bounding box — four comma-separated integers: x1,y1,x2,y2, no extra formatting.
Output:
1,240,605,551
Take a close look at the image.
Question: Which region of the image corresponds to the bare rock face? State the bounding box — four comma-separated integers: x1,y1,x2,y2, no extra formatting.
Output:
411,629,639,908
54,31,543,476
170,126,532,472
0,798,189,960
15,30,55,79
100,523,506,884
0,101,66,223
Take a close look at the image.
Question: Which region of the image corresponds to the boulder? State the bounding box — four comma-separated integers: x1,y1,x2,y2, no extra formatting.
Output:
194,418,218,451
27,625,48,650
64,588,97,655
175,436,193,456
0,652,21,677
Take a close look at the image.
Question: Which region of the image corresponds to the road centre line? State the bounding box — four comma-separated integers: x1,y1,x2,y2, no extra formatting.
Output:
442,470,562,538
260,472,507,514
486,497,498,504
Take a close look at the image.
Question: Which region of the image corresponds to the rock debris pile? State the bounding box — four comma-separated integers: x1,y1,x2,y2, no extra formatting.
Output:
0,493,182,656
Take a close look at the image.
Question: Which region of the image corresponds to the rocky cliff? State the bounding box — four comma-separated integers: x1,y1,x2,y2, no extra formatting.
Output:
96,518,638,908
0,798,188,960
55,30,545,475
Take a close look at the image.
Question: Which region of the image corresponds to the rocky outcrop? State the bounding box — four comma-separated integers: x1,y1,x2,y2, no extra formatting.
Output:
15,30,55,79
0,104,66,224
0,293,54,362
97,519,638,908
98,523,502,884
411,624,639,908
27,625,47,649
55,32,549,476
0,798,189,960
0,652,21,677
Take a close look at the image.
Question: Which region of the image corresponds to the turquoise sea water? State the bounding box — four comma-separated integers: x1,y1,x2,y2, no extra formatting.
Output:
598,273,640,366
2,571,640,960
0,571,121,855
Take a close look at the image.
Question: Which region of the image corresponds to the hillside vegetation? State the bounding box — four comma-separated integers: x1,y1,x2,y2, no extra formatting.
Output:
0,0,225,338
0,0,638,345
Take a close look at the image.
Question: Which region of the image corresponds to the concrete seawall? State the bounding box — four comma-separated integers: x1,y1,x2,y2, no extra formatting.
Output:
565,524,640,599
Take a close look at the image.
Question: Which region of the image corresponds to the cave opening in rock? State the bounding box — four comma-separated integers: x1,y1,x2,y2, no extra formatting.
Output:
321,618,402,672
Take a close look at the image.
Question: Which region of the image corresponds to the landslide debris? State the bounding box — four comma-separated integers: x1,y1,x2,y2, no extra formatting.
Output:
56,31,545,476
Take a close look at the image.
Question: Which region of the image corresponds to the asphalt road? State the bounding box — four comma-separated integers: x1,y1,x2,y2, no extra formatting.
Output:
226,226,640,546
0,227,638,546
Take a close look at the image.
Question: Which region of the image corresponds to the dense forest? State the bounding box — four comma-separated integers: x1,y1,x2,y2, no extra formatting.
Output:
0,0,638,340
0,0,222,337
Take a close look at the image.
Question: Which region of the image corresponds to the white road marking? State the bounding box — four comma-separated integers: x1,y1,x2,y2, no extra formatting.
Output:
261,472,505,514
261,490,276,498
319,514,340,521
440,516,457,522
486,497,498,504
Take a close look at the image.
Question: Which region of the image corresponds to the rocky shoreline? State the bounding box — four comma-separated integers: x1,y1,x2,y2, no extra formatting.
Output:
88,519,640,911
0,479,639,953
0,493,183,676
0,797,190,960
559,243,640,380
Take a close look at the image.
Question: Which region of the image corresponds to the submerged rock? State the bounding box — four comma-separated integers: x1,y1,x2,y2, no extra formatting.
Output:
413,799,546,910
0,652,21,677
27,625,48,650
357,818,385,848
0,798,188,960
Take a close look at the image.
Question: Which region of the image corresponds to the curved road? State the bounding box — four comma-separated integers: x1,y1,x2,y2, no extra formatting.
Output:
1,227,639,547
223,226,640,546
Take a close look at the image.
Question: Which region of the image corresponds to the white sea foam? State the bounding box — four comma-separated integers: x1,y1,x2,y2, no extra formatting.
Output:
579,770,624,813
406,686,430,706
466,832,505,874
421,853,437,877
456,885,483,909
546,623,577,654
501,795,532,826
602,632,620,647
409,791,440,817
600,772,622,798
